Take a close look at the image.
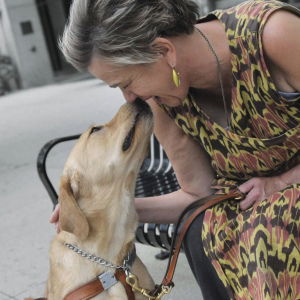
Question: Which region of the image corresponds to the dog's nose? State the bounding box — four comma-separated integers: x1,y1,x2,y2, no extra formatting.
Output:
134,98,151,114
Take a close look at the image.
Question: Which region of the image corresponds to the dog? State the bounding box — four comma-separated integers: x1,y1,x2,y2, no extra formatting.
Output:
46,99,155,299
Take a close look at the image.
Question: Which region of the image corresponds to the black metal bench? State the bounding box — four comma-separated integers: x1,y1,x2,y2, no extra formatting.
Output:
37,133,180,254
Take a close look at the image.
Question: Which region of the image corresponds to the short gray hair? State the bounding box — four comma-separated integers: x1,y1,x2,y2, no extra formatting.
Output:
59,0,200,71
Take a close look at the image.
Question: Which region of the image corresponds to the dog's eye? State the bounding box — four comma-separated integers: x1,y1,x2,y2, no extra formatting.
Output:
90,126,103,134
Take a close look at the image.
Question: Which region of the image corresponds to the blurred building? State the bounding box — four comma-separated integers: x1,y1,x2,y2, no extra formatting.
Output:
0,0,73,90
0,0,299,90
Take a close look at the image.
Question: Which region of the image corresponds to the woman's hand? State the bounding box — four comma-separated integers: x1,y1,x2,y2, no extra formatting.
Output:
238,176,287,210
49,203,61,233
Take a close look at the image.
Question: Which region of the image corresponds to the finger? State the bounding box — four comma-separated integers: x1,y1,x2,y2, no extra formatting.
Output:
240,195,256,210
49,204,60,223
239,187,260,210
238,179,255,194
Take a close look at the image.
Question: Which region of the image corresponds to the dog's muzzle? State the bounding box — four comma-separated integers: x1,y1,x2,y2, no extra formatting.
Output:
122,116,137,152
122,99,152,152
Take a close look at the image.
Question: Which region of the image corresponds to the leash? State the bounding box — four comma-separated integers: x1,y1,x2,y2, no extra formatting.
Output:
126,188,245,299
162,189,244,287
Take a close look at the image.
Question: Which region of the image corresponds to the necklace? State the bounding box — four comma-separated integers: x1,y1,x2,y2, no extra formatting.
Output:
195,27,230,128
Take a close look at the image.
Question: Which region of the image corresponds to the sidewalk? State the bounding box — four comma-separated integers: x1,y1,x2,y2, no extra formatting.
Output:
0,79,202,300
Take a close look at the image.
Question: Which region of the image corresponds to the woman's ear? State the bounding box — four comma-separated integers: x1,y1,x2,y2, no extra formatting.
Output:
152,37,177,68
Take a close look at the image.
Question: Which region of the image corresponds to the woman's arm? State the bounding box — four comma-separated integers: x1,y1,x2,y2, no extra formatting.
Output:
239,9,300,210
136,189,205,224
136,99,214,224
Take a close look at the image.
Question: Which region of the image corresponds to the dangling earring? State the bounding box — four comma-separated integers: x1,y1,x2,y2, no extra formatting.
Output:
172,68,180,88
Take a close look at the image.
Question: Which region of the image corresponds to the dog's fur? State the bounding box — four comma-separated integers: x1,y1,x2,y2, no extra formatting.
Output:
47,101,154,299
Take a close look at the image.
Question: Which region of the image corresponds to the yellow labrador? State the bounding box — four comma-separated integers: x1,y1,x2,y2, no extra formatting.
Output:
47,100,154,299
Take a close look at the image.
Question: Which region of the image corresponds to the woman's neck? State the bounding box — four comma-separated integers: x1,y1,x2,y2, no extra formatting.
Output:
181,21,232,94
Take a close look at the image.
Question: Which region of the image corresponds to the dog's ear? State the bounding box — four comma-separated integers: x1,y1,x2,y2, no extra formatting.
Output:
59,175,89,240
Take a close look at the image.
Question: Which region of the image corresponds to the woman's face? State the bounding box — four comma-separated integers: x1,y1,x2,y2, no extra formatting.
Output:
88,55,188,107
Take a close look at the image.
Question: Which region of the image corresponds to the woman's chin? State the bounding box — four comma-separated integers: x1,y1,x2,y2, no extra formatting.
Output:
154,96,183,107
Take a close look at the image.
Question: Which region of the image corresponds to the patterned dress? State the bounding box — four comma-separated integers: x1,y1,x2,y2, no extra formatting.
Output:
160,1,300,299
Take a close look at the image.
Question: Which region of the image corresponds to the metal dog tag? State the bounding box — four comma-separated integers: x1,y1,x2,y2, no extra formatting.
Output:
98,272,118,290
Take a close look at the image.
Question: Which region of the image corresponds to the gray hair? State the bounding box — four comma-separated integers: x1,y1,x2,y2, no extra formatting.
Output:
59,0,200,71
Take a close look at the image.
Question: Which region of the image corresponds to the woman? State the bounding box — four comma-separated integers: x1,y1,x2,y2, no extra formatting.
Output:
51,0,300,299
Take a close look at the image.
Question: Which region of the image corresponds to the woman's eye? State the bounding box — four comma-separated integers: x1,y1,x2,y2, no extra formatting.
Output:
90,126,103,134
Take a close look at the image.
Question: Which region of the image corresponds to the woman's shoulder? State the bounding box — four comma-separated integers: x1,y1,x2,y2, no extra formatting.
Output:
262,9,300,92
204,0,300,38
213,0,299,18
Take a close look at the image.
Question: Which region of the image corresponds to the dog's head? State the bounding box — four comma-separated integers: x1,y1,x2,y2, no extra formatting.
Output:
58,100,153,240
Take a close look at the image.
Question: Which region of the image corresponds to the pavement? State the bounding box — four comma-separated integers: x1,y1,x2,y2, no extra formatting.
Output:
0,77,203,300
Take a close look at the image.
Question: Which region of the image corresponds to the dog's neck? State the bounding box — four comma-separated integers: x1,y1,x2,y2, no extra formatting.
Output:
62,188,138,267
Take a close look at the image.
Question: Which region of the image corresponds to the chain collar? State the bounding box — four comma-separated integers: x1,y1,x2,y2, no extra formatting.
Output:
64,242,134,272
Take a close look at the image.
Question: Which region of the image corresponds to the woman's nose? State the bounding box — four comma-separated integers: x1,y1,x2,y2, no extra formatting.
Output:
122,90,138,103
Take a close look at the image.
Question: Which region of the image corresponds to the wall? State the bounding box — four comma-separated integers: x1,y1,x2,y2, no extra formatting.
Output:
0,0,19,67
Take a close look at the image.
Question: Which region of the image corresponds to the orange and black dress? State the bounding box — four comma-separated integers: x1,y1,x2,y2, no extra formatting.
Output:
160,1,300,299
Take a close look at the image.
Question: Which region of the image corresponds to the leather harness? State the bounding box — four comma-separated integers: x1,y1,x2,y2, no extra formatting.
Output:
26,269,134,300
64,269,134,300
30,189,244,300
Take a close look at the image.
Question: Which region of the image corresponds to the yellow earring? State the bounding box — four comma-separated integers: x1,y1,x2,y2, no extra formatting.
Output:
172,68,180,88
